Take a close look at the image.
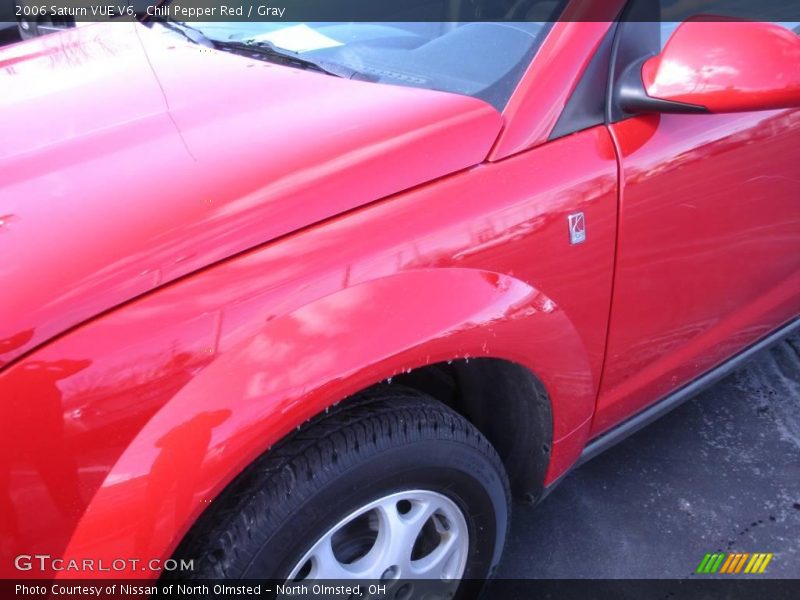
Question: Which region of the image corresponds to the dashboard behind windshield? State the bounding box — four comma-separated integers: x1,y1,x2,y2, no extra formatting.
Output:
190,16,561,110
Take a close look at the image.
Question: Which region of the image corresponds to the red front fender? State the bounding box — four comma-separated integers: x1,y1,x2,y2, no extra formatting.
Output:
1,125,617,578
55,268,594,578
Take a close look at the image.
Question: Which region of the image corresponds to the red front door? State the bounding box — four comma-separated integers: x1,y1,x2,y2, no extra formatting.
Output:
593,18,800,434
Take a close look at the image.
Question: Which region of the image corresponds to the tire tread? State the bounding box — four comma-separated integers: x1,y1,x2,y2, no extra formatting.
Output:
172,386,509,579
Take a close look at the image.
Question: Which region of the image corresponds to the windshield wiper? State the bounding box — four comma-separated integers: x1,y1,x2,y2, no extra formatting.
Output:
154,20,372,81
218,39,371,80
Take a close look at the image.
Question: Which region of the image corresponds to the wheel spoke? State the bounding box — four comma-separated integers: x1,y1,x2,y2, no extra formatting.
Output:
288,490,469,583
410,531,461,579
305,536,355,580
343,535,393,580
376,498,437,570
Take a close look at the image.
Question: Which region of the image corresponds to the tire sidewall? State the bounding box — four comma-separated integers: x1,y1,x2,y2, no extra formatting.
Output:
242,438,508,584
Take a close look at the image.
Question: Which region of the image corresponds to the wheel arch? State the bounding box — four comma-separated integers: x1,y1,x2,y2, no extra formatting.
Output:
58,268,594,576
388,358,553,504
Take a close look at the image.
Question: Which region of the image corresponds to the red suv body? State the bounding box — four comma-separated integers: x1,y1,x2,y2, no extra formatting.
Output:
1,1,799,584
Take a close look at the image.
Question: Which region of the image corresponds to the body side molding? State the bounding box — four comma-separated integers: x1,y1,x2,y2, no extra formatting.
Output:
580,317,799,465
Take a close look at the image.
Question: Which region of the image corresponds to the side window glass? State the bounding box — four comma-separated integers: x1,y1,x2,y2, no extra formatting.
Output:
659,22,680,48
657,0,800,49
772,22,800,34
660,21,799,50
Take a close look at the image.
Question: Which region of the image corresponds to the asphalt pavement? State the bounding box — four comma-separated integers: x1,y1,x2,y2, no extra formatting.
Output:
495,333,800,579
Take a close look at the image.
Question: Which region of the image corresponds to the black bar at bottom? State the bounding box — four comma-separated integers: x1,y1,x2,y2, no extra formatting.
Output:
3,579,800,600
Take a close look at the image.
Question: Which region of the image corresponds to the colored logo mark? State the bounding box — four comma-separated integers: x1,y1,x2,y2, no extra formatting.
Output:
696,552,773,574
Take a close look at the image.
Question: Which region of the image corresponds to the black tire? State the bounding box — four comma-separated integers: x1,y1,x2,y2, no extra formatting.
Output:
171,386,510,595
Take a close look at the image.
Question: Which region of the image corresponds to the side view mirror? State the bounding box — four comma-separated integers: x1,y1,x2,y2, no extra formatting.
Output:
619,19,800,114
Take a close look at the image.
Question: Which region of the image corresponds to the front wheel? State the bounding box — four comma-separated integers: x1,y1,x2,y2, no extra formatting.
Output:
173,387,511,597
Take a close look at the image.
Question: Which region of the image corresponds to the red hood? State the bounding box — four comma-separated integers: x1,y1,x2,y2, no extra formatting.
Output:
0,23,502,367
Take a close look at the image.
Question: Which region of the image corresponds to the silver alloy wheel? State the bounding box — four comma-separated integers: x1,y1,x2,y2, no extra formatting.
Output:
287,490,469,582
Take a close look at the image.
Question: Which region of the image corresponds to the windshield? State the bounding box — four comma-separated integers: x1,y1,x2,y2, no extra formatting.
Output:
185,16,560,110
